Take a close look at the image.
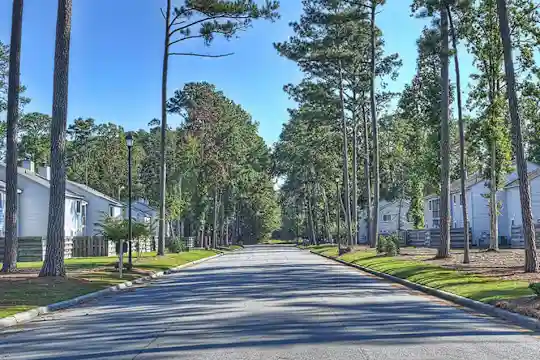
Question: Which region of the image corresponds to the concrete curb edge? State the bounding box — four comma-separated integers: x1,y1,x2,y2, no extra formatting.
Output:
0,252,223,330
310,250,540,332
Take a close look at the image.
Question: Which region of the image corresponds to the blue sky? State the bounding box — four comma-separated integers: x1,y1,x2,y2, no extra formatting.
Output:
0,1,473,146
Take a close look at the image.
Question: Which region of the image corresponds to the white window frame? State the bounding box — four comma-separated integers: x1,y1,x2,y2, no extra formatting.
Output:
431,199,440,219
382,214,392,222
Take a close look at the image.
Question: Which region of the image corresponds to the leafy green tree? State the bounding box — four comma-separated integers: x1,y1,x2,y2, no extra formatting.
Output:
459,0,513,251
166,82,280,246
67,117,95,186
275,0,400,248
157,0,280,255
18,112,51,165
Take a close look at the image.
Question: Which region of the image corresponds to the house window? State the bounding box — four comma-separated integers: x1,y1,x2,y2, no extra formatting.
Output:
109,206,115,217
76,200,81,214
382,214,392,222
433,218,440,228
429,201,431,210
431,199,440,219
453,195,456,204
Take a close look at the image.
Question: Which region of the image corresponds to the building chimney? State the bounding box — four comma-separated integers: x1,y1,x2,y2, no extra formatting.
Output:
21,160,35,173
38,166,51,180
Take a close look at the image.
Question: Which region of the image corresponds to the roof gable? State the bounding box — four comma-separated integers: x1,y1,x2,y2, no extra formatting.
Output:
67,180,124,207
0,165,84,199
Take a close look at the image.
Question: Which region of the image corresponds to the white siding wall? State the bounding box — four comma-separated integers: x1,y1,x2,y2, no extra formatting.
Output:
508,176,540,229
379,201,412,234
499,189,510,239
532,177,540,225
13,177,49,237
84,197,121,236
64,198,85,237
468,182,490,245
424,197,435,229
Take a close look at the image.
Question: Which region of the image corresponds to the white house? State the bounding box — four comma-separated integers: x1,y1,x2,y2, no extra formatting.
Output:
66,179,124,236
127,199,159,236
0,180,22,237
358,199,413,243
424,161,540,245
129,199,157,223
0,161,87,237
504,168,540,234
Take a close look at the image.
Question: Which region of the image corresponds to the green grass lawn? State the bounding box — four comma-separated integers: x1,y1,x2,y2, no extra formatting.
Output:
309,246,534,303
0,250,217,319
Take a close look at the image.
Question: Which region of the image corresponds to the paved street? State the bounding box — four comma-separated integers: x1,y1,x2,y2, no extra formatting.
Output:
1,246,540,359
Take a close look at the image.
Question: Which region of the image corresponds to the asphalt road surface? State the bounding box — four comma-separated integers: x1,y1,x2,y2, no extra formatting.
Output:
1,245,540,360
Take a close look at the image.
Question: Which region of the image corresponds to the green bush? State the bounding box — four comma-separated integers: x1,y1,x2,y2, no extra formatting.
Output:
167,238,186,253
384,238,399,257
529,283,540,296
376,237,386,254
377,234,400,257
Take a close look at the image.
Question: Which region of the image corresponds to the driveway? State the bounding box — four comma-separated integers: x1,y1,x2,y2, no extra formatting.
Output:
1,245,540,359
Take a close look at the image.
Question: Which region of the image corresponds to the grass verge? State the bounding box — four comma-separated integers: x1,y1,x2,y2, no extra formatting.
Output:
0,250,217,319
309,246,534,303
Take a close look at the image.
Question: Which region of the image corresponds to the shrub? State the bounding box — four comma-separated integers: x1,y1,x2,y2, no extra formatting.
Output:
384,238,399,257
167,238,186,253
377,234,400,257
529,283,540,296
376,237,386,254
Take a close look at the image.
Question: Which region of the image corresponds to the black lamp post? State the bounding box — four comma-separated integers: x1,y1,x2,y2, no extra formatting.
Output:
126,132,133,269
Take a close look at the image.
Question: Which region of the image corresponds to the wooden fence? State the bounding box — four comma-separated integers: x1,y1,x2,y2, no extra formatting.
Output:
405,230,430,247
427,228,472,249
71,236,116,258
0,237,45,262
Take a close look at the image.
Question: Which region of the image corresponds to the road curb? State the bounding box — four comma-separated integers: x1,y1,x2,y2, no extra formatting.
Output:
0,252,223,330
310,250,540,332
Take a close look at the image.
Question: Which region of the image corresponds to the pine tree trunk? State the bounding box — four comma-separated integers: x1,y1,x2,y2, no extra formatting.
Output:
398,194,403,232
353,120,359,246
157,0,171,256
338,62,353,248
2,0,24,273
362,99,372,246
39,0,72,277
311,183,320,244
212,189,219,249
370,3,380,249
496,0,537,272
437,5,451,259
321,185,332,243
448,6,471,264
219,194,225,246
307,185,316,245
489,142,499,250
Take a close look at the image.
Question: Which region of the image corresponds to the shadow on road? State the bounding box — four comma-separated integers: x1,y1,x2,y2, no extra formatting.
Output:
0,246,536,359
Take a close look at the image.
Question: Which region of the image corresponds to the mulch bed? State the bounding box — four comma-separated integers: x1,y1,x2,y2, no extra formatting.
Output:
495,296,540,320
397,247,540,282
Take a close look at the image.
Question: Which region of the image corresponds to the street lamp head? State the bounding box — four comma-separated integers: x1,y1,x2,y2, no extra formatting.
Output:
125,132,133,148
335,178,341,184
